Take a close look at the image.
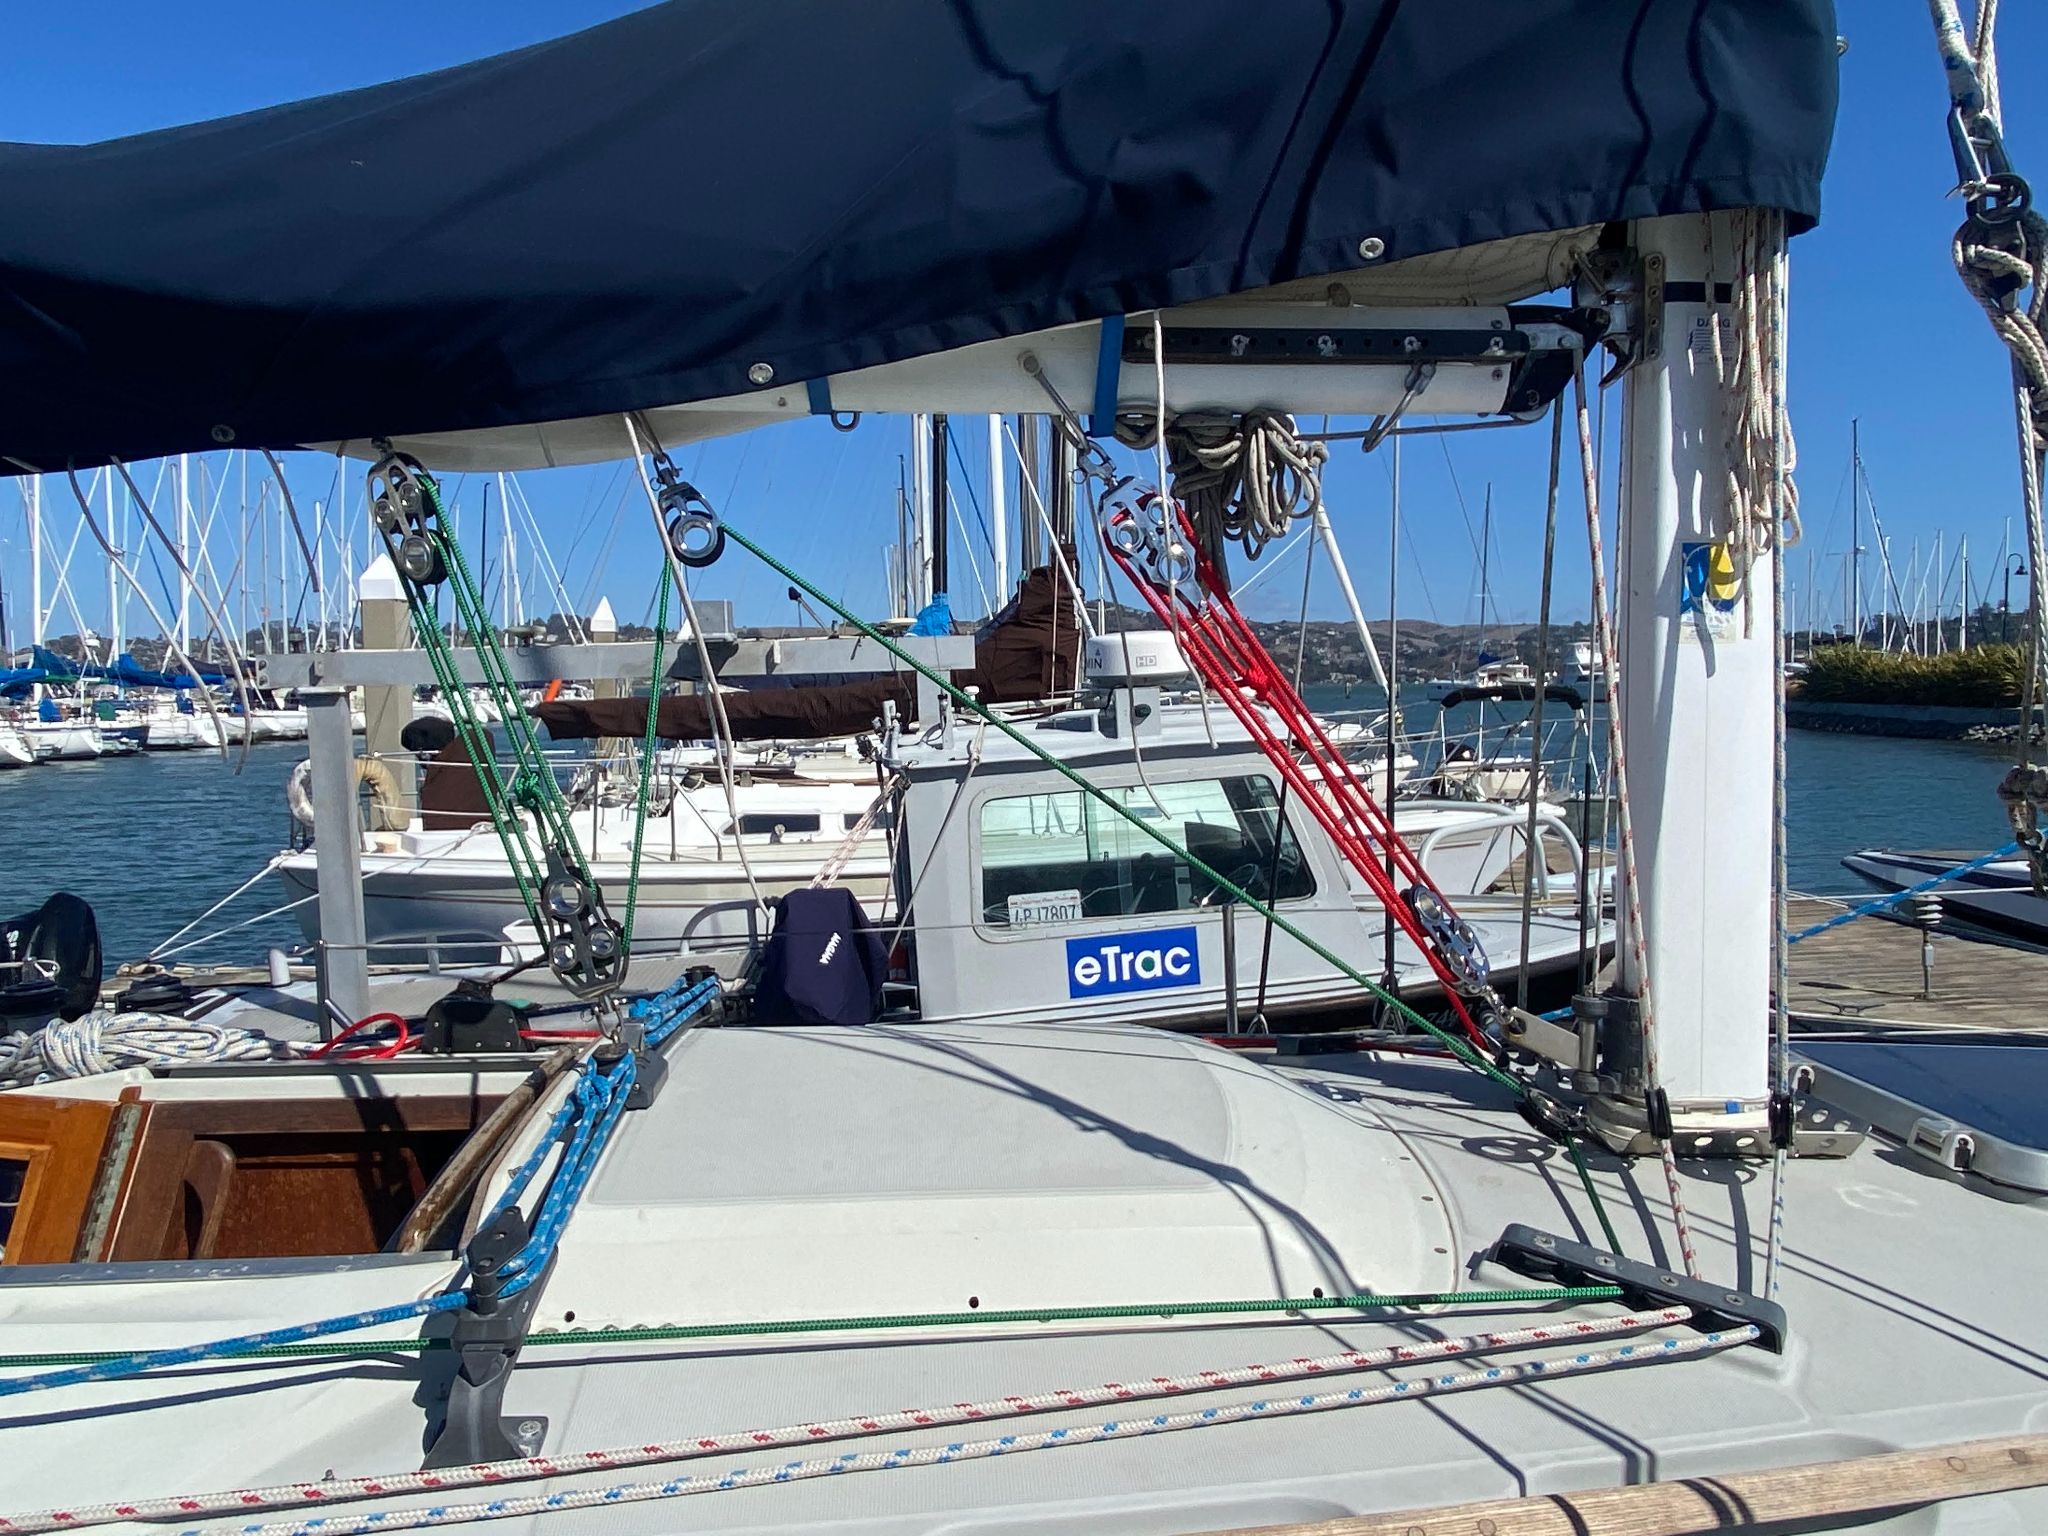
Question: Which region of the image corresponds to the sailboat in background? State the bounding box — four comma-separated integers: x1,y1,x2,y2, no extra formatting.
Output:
1422,486,1539,702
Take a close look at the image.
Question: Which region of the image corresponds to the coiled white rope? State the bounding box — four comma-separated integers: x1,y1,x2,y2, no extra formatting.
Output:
0,1010,295,1089
1708,207,1802,636
1114,408,1328,565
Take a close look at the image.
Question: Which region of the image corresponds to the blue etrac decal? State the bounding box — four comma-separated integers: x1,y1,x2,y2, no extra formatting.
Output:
1065,926,1202,999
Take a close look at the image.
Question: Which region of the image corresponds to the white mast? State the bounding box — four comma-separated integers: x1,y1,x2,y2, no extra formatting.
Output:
315,501,329,649
1610,209,1774,1130
278,479,290,650
28,475,43,654
496,474,512,626
105,464,121,665
986,414,1009,606
1960,537,1970,649
909,414,933,610
176,453,192,652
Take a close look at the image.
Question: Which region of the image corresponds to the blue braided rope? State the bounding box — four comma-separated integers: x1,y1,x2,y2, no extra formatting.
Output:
482,1073,598,1228
0,980,724,1400
498,1058,637,1292
635,974,720,1048
0,1292,471,1400
1787,841,2022,944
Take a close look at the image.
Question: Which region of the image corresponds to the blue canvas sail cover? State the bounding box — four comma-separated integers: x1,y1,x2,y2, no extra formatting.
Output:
29,646,80,680
0,0,1837,470
24,646,222,688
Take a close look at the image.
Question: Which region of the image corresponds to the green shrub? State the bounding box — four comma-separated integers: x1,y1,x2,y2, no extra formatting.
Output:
1796,643,2026,707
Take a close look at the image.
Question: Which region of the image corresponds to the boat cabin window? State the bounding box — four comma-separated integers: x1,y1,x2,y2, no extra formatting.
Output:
730,812,822,836
978,774,1313,926
0,1158,28,1252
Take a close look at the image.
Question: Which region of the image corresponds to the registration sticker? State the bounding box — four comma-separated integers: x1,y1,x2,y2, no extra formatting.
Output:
1007,889,1084,928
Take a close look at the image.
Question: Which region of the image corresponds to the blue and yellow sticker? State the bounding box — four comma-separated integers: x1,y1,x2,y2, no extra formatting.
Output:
1679,540,1741,619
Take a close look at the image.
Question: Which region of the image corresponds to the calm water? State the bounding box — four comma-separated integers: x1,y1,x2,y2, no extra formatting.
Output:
0,724,2022,970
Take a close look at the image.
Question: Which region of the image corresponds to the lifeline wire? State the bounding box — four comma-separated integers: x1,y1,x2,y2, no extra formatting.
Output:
0,981,720,1399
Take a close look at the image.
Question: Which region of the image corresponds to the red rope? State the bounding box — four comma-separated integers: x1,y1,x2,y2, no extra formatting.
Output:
1103,499,1489,1048
311,1011,414,1060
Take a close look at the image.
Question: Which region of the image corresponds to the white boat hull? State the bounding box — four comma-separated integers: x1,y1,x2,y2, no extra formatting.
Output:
22,722,102,761
141,712,210,750
279,847,895,961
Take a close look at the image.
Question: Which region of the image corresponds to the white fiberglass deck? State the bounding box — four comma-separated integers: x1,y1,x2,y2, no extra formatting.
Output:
1,1021,2045,1533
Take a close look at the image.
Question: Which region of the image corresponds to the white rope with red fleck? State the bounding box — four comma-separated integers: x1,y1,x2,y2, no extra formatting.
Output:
1570,361,1702,1282
1,1309,1696,1536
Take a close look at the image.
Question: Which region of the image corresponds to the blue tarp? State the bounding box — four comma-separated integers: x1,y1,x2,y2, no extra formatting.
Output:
27,645,223,688
908,594,955,638
0,0,1838,469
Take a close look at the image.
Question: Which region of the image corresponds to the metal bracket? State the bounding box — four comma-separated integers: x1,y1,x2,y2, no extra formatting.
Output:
1576,989,1646,1097
1124,324,1530,368
423,1211,551,1468
1640,252,1666,363
1490,1222,1788,1354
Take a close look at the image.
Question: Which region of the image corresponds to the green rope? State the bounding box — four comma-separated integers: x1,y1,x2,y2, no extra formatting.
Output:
0,1285,1625,1368
713,518,1637,1261
378,469,608,941
1566,1134,1626,1255
386,531,546,924
717,519,1521,1093
620,567,674,960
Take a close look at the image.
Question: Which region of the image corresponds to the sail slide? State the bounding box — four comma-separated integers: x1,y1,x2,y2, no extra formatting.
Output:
0,0,1835,472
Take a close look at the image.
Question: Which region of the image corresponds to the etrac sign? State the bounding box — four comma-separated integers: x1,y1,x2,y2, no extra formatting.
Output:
1064,926,1201,999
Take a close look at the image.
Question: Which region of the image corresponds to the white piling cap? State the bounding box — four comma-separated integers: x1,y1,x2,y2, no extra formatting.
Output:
358,554,404,603
590,596,618,636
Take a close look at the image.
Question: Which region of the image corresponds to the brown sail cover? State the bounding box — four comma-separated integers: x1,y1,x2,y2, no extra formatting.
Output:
535,564,1080,743
536,675,916,744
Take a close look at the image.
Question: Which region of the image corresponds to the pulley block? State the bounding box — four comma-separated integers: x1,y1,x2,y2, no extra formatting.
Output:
1406,884,1491,994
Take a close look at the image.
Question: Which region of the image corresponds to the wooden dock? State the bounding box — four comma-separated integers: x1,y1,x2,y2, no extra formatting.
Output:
1787,895,2048,1031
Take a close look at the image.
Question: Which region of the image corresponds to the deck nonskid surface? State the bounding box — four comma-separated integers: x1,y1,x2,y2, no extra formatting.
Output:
36,1036,2045,1536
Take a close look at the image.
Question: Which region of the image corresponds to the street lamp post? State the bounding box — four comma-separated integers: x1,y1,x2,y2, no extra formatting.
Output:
2005,554,2027,644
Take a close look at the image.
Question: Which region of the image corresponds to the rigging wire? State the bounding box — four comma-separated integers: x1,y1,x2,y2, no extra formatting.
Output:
1515,400,1566,1012
1925,1,2048,886
1570,359,1702,1281
623,414,769,922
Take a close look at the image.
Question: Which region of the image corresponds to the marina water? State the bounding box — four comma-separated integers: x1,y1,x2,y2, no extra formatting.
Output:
0,710,2017,971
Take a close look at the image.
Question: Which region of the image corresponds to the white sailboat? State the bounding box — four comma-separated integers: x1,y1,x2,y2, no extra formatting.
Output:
7,6,2048,1535
0,718,33,769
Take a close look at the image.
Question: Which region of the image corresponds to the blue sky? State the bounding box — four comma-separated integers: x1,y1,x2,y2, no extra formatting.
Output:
3,2,2044,643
